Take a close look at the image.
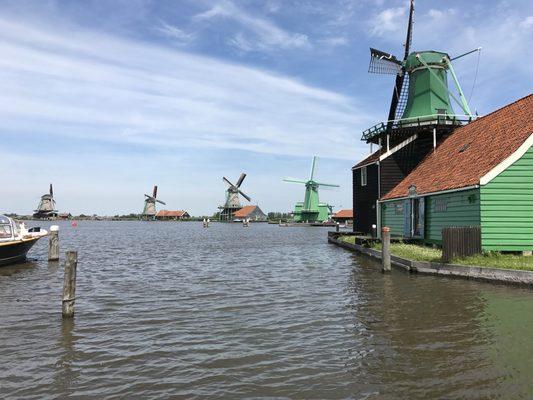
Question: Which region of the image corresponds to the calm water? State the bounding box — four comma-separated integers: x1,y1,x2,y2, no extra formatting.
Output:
1,221,532,399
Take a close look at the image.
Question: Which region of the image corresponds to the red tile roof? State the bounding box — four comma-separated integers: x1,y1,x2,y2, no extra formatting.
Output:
233,205,257,218
333,209,353,218
353,150,380,169
156,210,189,217
383,94,533,200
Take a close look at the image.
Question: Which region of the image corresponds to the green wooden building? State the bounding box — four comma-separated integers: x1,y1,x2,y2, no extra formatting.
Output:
378,94,533,251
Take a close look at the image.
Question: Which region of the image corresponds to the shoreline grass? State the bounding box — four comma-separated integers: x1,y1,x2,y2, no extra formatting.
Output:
336,235,533,271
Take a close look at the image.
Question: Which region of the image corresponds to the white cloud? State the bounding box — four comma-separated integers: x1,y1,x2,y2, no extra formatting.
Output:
0,17,372,160
519,15,533,29
155,21,195,44
193,0,311,51
318,36,349,47
369,7,406,36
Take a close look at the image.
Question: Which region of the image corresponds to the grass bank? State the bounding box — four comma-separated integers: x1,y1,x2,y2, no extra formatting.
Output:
337,236,533,271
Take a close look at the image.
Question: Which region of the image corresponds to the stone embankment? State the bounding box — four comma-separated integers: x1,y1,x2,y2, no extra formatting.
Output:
328,232,533,287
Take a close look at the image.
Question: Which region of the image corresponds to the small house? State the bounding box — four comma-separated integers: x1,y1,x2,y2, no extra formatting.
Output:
155,210,190,221
233,205,267,221
379,94,533,251
332,209,354,224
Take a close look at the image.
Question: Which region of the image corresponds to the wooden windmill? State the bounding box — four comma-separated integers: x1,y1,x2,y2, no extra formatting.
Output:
363,0,477,146
218,173,251,221
352,0,480,234
33,184,58,219
142,185,165,220
284,156,339,223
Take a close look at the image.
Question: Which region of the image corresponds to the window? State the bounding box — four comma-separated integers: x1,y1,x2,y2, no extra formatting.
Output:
0,224,12,239
361,166,367,187
434,199,448,212
395,203,404,215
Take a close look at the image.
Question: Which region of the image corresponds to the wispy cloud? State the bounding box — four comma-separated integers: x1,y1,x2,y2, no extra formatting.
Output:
193,0,310,51
155,21,195,45
369,7,406,37
0,17,372,160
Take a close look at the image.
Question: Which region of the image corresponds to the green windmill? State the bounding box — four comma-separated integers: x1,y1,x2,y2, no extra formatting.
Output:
283,156,339,223
362,0,480,144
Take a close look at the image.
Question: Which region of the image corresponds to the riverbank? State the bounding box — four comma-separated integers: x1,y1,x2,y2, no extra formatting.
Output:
328,232,533,287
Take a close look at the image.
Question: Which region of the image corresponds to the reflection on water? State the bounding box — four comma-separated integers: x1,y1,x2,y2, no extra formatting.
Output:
0,221,532,399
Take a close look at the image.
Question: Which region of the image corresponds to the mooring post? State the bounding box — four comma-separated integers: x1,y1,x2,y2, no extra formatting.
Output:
382,227,391,272
62,251,78,318
336,222,340,233
48,225,59,261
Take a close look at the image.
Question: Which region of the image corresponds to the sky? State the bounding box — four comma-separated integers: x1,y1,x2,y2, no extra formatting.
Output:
1,0,532,216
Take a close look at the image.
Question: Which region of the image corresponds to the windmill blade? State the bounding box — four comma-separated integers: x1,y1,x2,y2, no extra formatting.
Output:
49,184,53,196
315,182,340,188
156,199,166,205
144,194,154,199
238,190,251,202
152,185,158,198
223,177,235,188
283,178,307,184
309,156,318,180
368,48,402,75
386,0,415,123
236,173,246,188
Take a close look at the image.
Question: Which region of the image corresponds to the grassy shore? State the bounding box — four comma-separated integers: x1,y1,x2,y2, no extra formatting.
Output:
337,236,533,271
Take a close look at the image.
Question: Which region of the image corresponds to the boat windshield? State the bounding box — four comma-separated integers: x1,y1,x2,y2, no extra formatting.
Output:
0,224,12,239
0,215,10,224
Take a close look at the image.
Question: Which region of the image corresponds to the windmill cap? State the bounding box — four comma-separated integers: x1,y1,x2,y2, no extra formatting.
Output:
50,225,59,232
405,50,450,71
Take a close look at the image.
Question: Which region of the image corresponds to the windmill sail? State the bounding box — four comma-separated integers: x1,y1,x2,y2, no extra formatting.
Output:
387,0,414,123
368,48,402,75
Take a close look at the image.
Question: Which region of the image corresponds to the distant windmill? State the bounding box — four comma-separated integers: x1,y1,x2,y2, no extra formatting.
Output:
218,173,251,221
284,156,339,223
33,184,58,219
142,185,166,220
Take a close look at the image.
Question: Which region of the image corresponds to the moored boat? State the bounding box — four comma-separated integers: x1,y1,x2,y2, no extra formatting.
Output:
0,215,48,266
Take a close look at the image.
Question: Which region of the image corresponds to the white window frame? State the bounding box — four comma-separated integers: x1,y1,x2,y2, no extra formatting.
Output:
361,166,367,187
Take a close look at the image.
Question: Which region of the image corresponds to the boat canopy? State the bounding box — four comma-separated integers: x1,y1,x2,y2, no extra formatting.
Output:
0,215,10,225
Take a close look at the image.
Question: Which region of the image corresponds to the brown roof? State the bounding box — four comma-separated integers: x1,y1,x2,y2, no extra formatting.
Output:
233,205,257,218
353,150,380,169
156,210,188,217
383,94,533,200
333,209,353,218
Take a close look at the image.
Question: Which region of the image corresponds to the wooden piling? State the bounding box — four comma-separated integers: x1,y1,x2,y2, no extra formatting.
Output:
381,227,391,272
336,222,340,232
62,251,78,318
48,225,59,261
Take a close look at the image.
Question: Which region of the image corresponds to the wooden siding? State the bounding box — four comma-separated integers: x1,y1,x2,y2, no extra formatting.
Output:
380,133,441,197
380,200,404,237
480,146,533,251
353,163,379,233
425,189,480,245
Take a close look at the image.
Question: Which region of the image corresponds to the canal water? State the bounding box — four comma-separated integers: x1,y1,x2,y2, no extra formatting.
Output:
1,221,532,399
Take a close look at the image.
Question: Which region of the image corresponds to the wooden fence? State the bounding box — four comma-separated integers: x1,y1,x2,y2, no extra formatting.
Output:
442,226,482,263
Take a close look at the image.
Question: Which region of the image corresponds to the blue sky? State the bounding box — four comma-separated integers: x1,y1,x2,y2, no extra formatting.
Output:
1,0,532,215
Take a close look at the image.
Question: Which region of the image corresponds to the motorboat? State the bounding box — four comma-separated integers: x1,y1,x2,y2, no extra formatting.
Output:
0,215,48,266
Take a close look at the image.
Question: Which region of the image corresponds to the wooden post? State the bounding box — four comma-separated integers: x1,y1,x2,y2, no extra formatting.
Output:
382,227,391,272
48,225,59,261
62,251,78,318
336,222,340,232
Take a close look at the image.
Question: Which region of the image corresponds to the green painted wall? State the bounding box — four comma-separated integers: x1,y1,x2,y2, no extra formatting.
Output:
480,145,533,251
425,189,480,244
381,200,404,237
381,188,480,242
